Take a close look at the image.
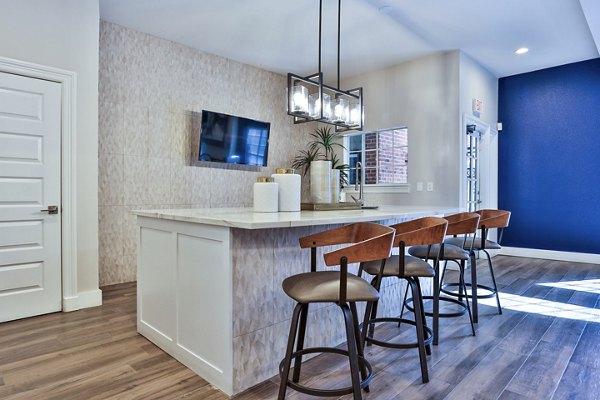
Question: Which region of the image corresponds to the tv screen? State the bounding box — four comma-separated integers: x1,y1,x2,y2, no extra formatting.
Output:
197,110,270,166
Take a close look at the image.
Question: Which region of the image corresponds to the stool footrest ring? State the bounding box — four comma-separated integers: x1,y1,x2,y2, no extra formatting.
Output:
364,317,433,349
441,282,497,299
404,295,468,318
279,347,373,397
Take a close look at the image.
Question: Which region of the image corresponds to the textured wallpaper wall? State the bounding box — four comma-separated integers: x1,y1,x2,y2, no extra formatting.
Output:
98,21,312,285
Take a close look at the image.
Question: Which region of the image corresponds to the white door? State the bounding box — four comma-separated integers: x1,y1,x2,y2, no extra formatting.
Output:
461,113,496,211
0,71,62,322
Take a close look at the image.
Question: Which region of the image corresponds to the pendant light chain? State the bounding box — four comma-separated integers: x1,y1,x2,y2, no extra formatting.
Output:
337,0,341,90
318,0,322,76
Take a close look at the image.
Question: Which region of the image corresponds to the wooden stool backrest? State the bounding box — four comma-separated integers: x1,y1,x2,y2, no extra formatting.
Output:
390,217,448,248
476,209,511,246
386,217,448,278
299,222,395,304
299,222,395,266
477,209,511,229
444,212,480,236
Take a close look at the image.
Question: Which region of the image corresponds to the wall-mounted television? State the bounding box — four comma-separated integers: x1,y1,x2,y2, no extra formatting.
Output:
196,110,270,167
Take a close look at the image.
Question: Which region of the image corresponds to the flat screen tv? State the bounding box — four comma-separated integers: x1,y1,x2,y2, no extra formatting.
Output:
197,110,270,166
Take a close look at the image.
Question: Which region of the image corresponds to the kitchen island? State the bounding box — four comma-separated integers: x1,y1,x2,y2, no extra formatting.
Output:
134,206,459,396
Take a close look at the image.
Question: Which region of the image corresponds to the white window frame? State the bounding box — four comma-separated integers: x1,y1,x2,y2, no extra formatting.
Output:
343,126,410,194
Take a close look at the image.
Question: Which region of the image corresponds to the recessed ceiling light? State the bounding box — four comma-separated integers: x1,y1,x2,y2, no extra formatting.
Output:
515,47,529,55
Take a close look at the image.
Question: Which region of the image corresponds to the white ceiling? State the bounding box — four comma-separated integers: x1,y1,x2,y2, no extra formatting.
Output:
99,0,599,80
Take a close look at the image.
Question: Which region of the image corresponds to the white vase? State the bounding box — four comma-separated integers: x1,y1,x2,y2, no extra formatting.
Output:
310,160,332,204
330,169,340,204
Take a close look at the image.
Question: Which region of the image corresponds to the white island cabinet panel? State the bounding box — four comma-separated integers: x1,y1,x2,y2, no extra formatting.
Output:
135,206,459,396
137,217,234,395
138,226,176,341
176,230,232,387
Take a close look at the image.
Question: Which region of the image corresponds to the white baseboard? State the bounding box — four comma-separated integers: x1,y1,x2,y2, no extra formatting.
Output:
500,247,600,264
62,288,103,312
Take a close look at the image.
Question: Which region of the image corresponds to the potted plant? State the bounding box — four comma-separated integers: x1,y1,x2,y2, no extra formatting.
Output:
292,126,349,203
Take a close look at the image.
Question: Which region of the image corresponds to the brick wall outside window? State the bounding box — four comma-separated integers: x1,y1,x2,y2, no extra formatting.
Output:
347,127,408,185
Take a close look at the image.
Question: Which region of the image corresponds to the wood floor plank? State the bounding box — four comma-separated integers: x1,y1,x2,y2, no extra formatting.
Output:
497,389,531,400
496,313,554,356
569,322,600,370
551,360,600,400
443,347,527,400
1,256,600,400
427,333,498,386
507,350,561,399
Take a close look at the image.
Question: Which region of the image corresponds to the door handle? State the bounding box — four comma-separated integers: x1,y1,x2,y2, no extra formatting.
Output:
40,205,59,214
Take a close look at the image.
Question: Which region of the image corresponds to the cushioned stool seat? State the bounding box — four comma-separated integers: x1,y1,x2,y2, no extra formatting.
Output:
403,212,480,342
362,255,435,278
409,243,470,261
444,237,501,250
283,271,379,304
441,209,511,322
358,216,448,384
278,222,395,400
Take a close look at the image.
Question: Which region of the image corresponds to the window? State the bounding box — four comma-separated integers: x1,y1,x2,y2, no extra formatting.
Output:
344,127,408,186
245,128,268,165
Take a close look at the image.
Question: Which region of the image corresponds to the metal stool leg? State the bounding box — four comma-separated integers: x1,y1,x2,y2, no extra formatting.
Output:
432,258,440,346
367,276,381,345
398,283,410,328
278,303,303,400
470,251,479,323
415,278,432,355
361,299,375,351
484,249,502,315
456,260,468,301
350,302,370,393
460,260,475,336
408,278,429,383
292,303,309,382
439,259,449,286
341,303,363,400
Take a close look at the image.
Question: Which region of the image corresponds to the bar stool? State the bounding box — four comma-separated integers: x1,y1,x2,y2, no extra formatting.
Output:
278,222,395,400
444,209,511,322
407,212,480,344
359,216,448,384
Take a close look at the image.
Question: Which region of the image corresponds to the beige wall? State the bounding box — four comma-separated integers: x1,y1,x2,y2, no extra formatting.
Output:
459,52,499,127
0,0,100,295
98,21,311,285
342,51,462,206
459,51,499,210
341,50,498,209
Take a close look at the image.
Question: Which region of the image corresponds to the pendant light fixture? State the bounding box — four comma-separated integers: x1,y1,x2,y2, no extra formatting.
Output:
287,0,363,132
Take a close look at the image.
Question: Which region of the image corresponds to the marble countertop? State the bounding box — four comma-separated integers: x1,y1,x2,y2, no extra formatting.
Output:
133,205,460,229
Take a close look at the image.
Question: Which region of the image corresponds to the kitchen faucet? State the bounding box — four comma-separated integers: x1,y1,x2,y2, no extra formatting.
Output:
351,161,365,206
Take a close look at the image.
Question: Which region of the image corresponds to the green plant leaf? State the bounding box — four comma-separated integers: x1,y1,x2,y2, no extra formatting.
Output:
307,126,346,161
291,147,321,176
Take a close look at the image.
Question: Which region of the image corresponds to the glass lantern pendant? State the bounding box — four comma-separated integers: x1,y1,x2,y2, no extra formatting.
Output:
309,92,332,120
333,98,349,124
291,85,309,115
349,102,361,126
286,0,363,132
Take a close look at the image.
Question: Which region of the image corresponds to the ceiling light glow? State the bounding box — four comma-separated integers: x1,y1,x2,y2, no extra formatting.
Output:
515,47,529,55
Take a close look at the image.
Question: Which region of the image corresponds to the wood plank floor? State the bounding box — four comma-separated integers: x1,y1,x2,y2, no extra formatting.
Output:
0,255,598,399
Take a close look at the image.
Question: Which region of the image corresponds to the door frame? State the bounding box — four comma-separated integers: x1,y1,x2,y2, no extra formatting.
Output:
460,113,498,211
0,56,79,311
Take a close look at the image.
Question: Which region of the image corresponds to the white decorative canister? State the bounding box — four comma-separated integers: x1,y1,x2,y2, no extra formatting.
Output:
272,168,301,212
330,169,340,204
253,177,279,212
310,160,332,204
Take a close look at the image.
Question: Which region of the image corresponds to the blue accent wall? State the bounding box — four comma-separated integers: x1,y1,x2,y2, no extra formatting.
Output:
498,58,600,254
